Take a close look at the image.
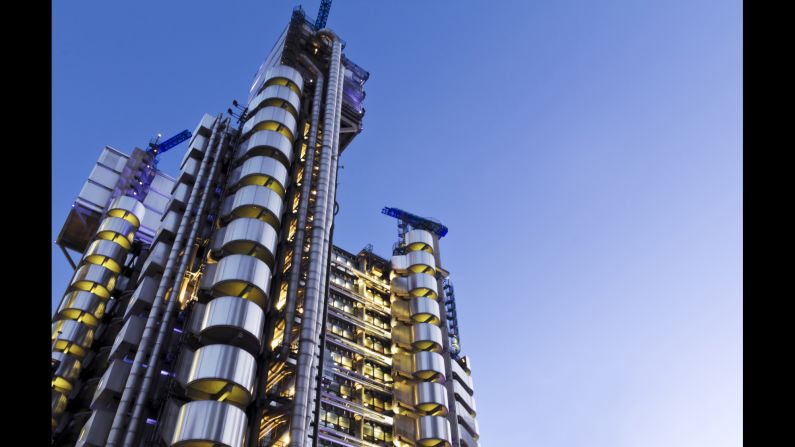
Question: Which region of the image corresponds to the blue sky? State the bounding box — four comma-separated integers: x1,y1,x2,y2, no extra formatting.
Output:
52,1,742,445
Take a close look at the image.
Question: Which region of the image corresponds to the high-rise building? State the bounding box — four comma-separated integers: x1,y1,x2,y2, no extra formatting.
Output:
51,8,479,447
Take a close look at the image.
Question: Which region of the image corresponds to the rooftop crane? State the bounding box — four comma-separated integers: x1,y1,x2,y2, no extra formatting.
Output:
315,0,332,28
129,129,192,198
147,129,192,160
381,206,449,238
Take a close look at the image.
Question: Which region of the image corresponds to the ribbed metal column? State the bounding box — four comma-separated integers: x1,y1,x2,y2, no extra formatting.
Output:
51,196,145,432
160,66,304,447
390,229,453,447
290,32,343,447
106,116,222,447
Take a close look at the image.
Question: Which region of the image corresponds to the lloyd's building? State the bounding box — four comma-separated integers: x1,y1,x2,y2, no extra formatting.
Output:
52,7,480,447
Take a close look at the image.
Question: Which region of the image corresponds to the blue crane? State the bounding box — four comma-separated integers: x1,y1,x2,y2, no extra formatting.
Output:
315,0,332,28
129,129,192,198
148,129,192,159
381,206,449,238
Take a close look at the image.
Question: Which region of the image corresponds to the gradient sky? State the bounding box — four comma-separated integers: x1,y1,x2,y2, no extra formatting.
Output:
52,1,742,445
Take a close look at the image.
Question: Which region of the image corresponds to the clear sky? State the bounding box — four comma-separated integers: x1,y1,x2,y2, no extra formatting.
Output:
52,1,742,445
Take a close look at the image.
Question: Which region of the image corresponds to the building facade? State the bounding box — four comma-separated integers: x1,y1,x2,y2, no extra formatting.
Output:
51,8,479,447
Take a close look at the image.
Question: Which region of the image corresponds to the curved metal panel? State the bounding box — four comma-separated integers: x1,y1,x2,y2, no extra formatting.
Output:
221,185,283,229
407,250,436,274
83,239,128,273
413,351,446,382
411,323,443,352
228,156,288,198
52,389,68,417
95,216,136,250
51,351,82,392
107,196,145,228
183,344,256,407
410,297,441,324
405,229,434,253
415,415,452,447
241,106,297,142
249,84,301,120
52,324,91,361
70,264,117,299
391,276,409,297
209,254,272,309
408,273,438,298
265,65,304,93
57,290,106,327
415,382,449,416
214,217,278,268
169,400,248,447
236,129,294,169
200,296,265,355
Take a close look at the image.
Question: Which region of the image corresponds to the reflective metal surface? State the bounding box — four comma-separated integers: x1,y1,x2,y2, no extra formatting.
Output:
227,156,288,198
264,65,304,93
393,250,436,275
411,322,443,352
415,415,452,447
57,291,106,327
75,410,115,447
413,351,446,382
451,358,474,394
208,254,272,309
109,315,146,360
140,240,171,278
213,217,278,268
95,217,136,250
107,196,145,228
408,273,438,298
220,185,283,229
52,351,82,388
457,421,479,447
235,129,294,168
248,84,301,120
169,400,248,447
52,319,94,355
91,359,132,410
83,239,127,273
410,296,441,324
455,401,480,438
200,296,265,354
415,382,449,416
182,344,256,407
241,106,298,142
391,276,409,296
70,264,117,299
124,275,157,319
454,380,477,415
405,229,435,253
176,156,201,185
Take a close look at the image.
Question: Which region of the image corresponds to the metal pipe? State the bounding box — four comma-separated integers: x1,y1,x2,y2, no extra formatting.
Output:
306,64,345,427
122,118,230,447
290,35,343,447
281,55,325,359
310,222,334,447
106,115,222,447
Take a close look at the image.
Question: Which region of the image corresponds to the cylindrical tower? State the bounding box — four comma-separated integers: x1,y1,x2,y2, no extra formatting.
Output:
390,229,453,447
52,196,146,431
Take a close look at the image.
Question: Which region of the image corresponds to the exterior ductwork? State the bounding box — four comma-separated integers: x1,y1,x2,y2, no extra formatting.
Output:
122,119,231,447
106,115,222,447
53,10,481,447
290,32,344,447
51,195,145,432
